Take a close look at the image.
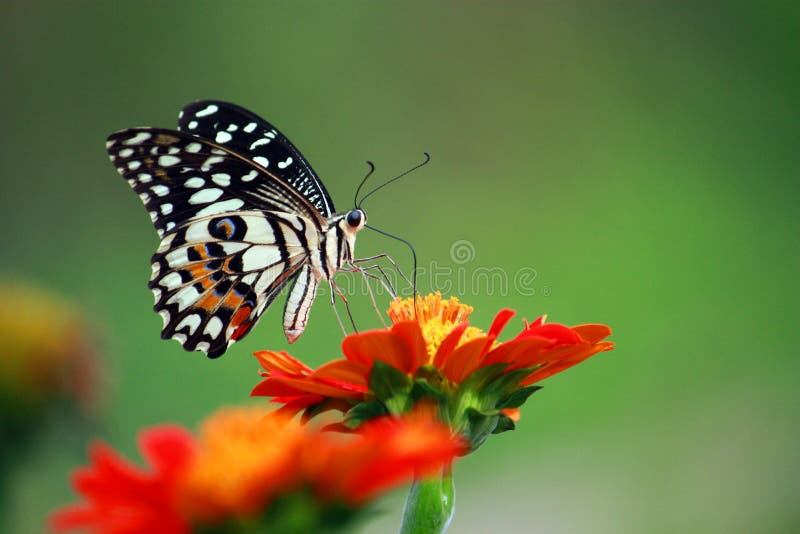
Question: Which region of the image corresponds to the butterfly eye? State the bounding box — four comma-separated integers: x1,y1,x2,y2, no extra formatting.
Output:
346,210,363,228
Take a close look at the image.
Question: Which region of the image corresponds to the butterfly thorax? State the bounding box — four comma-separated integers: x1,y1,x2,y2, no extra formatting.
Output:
310,209,367,281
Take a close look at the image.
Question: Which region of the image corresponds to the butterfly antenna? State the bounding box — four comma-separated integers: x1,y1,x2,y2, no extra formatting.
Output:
365,224,419,314
354,161,376,208
357,152,430,209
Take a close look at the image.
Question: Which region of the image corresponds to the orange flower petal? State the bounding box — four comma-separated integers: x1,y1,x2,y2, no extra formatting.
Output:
390,321,429,373
314,359,370,389
440,336,492,383
481,337,553,369
433,321,470,368
262,376,364,399
254,350,312,376
572,324,613,344
341,329,414,373
487,308,516,339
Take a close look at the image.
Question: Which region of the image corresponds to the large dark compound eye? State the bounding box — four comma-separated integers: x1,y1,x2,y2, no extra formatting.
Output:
346,209,363,228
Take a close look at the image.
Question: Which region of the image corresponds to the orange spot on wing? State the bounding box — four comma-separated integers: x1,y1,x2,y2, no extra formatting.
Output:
195,292,221,312
222,292,244,309
192,245,208,260
231,306,253,341
187,263,210,278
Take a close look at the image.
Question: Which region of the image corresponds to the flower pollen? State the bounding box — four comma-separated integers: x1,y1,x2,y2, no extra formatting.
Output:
388,293,484,361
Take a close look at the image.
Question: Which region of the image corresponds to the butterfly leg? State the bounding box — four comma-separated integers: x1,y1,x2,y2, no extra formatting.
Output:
329,279,359,335
335,279,359,333
328,279,348,337
342,263,397,298
343,263,389,328
352,253,416,297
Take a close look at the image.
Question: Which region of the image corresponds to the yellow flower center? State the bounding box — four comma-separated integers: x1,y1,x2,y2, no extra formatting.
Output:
388,293,485,361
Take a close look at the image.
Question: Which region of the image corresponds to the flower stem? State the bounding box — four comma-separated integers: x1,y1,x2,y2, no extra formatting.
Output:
399,468,455,534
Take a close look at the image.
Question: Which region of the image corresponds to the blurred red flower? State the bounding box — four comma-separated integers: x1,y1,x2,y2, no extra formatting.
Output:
49,405,463,533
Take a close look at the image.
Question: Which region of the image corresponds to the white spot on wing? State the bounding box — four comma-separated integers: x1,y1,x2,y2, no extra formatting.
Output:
215,131,232,144
138,173,152,183
242,170,258,182
204,316,224,338
241,245,282,271
185,177,204,188
243,122,257,133
189,188,224,204
250,138,270,150
278,157,293,169
161,203,173,215
151,184,169,197
159,271,183,289
127,160,141,170
175,314,202,335
124,132,152,145
172,333,187,344
119,148,134,157
253,156,269,168
195,104,219,117
212,173,231,186
159,155,181,166
168,285,201,312
186,142,202,153
195,198,245,217
188,120,198,129
202,156,224,170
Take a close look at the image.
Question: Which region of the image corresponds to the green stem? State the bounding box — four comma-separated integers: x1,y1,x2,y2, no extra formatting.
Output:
399,467,455,534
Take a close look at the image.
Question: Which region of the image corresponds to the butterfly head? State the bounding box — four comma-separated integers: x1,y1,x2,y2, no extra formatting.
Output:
345,209,367,231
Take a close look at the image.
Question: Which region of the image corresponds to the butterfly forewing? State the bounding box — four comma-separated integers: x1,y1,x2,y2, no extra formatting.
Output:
177,101,335,218
107,128,325,235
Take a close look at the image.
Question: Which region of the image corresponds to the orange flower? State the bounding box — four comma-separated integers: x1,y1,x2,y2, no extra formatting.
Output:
50,406,462,533
253,293,613,449
49,425,195,534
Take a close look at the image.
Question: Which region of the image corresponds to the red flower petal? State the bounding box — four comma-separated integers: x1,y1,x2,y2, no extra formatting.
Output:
341,329,414,373
390,321,429,373
572,324,613,344
487,308,516,339
254,350,312,376
440,337,492,383
433,321,470,368
49,426,195,534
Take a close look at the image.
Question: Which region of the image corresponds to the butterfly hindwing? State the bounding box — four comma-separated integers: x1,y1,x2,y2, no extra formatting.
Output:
106,127,326,235
178,100,335,218
148,210,318,357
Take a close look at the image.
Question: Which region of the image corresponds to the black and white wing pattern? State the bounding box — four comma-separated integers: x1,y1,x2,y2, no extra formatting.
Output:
177,100,335,218
149,210,315,357
106,121,326,358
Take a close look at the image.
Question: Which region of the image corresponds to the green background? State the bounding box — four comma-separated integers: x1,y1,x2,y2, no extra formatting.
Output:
2,2,798,532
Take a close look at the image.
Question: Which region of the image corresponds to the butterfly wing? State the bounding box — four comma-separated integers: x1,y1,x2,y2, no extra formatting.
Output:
107,127,327,235
149,210,319,357
107,127,326,357
178,100,335,218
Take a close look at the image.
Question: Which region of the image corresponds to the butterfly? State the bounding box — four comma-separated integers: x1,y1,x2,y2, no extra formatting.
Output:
106,101,370,358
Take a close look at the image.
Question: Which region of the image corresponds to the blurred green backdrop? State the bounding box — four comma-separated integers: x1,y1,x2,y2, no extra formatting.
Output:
2,2,798,532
